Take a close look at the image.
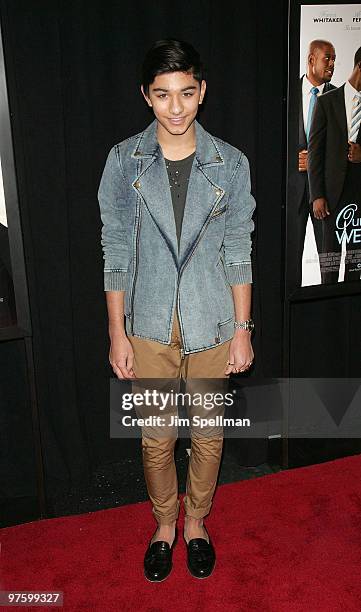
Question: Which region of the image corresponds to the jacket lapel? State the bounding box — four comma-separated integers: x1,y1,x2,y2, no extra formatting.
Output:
299,76,306,147
178,121,225,267
300,78,335,147
131,120,177,259
332,84,348,142
131,119,225,268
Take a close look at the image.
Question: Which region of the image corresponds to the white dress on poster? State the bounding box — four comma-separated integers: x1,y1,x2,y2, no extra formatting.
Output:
302,218,347,284
302,216,321,285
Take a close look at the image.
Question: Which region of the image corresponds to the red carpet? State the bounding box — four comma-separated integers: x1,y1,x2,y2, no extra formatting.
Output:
1,455,361,611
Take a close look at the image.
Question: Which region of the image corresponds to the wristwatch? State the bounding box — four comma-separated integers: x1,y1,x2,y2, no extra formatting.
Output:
234,319,254,332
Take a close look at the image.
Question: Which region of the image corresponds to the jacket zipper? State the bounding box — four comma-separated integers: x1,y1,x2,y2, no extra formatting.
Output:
130,182,223,351
174,278,185,360
210,204,227,218
130,205,142,334
176,191,224,356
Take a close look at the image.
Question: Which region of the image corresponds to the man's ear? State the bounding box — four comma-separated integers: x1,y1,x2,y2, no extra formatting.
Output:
199,79,207,105
141,84,152,107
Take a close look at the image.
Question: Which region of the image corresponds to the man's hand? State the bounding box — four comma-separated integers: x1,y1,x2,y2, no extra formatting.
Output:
313,197,330,219
348,142,361,163
224,330,254,376
298,149,308,172
109,332,136,379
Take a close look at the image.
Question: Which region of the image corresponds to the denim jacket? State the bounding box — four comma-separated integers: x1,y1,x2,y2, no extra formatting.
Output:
98,118,256,355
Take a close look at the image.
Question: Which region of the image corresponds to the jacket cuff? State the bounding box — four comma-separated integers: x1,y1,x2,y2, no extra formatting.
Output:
104,270,128,291
225,262,252,285
309,192,325,204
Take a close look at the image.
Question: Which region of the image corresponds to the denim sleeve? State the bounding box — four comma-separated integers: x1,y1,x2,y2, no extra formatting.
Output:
98,146,130,291
223,153,256,285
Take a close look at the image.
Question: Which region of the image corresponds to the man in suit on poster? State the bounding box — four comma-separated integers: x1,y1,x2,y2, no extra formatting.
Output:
293,39,336,287
308,46,361,284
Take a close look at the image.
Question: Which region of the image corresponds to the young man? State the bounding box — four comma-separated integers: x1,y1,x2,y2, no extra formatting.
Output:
98,39,256,581
308,46,361,284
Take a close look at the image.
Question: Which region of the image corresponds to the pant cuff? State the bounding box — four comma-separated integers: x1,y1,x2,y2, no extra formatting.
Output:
183,502,212,520
152,500,180,525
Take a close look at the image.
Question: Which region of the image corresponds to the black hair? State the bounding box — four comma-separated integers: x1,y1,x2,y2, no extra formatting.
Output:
142,39,204,94
354,46,361,66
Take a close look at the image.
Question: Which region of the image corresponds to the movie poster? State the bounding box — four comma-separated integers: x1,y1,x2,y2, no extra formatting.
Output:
296,4,361,287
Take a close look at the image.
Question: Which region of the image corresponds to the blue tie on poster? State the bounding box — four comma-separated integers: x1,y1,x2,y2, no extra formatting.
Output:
306,86,319,142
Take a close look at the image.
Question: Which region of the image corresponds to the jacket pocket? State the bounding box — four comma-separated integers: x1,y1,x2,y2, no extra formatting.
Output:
217,316,234,343
210,204,227,219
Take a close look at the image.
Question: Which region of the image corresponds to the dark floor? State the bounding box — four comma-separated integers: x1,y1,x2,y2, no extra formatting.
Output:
2,438,361,528
1,438,281,527
47,438,282,518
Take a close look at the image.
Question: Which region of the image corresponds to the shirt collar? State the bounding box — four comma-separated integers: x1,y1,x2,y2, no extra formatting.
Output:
345,79,360,104
303,75,325,95
131,119,225,167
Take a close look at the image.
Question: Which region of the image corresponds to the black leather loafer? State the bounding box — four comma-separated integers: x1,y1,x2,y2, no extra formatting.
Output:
186,537,216,578
144,528,178,582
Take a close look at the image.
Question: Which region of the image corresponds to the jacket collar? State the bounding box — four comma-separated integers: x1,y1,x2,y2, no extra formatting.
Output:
130,118,226,269
331,84,348,141
131,118,225,167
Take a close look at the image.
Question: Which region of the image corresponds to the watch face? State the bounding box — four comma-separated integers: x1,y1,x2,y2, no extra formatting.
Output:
247,320,255,331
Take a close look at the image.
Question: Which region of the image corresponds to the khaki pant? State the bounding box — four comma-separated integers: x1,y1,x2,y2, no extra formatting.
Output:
128,310,231,525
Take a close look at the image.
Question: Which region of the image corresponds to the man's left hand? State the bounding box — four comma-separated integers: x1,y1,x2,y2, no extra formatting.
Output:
348,142,361,163
224,330,254,375
298,149,308,172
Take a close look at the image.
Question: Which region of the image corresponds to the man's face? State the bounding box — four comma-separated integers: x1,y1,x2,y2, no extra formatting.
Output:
309,45,336,83
141,71,206,136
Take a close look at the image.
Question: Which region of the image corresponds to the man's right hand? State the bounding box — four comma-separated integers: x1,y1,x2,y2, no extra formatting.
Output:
298,149,308,172
109,333,136,379
313,197,330,219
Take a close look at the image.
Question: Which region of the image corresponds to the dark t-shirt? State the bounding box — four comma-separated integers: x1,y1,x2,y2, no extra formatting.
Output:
164,151,195,250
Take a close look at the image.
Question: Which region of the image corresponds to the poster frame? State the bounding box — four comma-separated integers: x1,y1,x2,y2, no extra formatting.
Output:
285,0,361,302
0,19,31,340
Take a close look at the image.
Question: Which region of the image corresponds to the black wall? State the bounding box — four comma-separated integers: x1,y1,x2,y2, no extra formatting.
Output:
0,0,359,509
